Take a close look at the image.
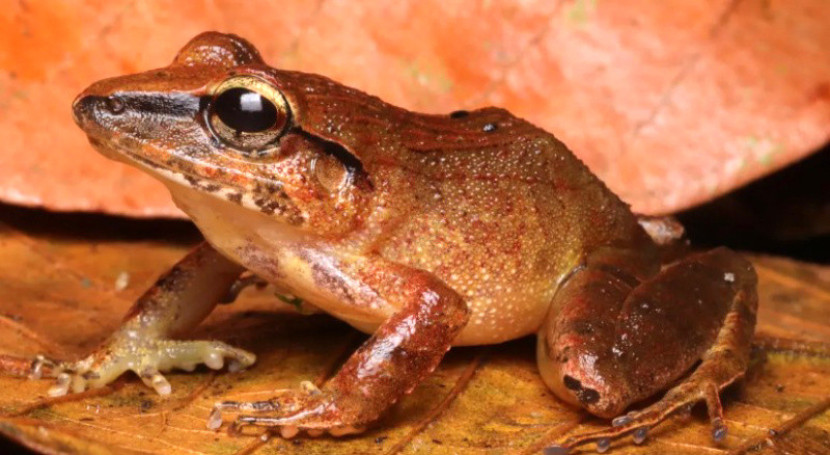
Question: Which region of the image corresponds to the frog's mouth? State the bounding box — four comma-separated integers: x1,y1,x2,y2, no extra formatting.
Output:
87,134,245,195
86,136,141,165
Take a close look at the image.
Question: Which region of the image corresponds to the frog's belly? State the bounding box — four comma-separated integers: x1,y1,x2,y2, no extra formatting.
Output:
308,288,554,347
424,263,560,346
451,292,554,346
377,220,569,345
168,184,402,326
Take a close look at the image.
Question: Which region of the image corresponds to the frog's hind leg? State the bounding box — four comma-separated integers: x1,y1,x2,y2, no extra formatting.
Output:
538,247,757,453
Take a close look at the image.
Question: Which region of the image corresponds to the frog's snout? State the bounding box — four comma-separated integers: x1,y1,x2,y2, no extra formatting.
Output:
73,93,125,129
71,93,92,127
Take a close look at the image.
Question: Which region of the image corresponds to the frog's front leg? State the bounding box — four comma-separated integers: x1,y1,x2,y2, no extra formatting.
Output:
33,242,256,396
538,247,757,453
209,259,469,437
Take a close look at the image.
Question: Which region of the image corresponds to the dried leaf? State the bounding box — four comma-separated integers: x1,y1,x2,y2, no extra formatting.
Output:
0,208,828,454
1,0,829,217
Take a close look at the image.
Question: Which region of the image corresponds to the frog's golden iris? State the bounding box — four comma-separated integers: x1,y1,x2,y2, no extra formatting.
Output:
207,75,290,154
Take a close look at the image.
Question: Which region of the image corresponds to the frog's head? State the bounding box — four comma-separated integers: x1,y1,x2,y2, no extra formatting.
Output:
73,32,373,235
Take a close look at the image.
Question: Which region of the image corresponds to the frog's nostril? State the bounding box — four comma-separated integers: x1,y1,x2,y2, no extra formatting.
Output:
105,96,125,114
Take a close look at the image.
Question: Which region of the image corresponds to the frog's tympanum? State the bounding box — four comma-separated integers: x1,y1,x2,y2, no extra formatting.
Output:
48,32,758,452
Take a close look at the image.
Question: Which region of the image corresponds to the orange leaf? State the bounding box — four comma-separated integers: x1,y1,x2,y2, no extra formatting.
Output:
1,0,829,217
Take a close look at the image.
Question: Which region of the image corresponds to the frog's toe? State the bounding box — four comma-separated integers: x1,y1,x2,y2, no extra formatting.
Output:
138,367,173,395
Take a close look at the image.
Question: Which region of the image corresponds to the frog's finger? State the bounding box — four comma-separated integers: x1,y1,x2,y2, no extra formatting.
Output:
70,373,88,394
139,368,172,395
201,344,255,370
154,338,253,371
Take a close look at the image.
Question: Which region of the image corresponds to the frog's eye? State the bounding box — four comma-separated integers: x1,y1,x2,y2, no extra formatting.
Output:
207,76,289,154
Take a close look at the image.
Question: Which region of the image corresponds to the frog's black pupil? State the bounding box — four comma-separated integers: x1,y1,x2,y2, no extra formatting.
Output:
214,87,278,132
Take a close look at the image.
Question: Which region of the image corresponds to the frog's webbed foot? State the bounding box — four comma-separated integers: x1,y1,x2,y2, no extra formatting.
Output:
208,381,367,438
32,337,256,397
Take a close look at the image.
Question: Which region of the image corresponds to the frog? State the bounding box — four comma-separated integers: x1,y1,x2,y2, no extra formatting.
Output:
39,32,758,453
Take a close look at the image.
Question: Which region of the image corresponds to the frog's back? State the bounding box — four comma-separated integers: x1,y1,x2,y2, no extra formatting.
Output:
363,107,645,345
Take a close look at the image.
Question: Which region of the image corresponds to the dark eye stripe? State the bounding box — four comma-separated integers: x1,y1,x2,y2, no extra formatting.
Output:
100,92,201,118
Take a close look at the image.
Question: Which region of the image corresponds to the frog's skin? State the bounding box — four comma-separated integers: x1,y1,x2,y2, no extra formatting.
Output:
46,32,757,452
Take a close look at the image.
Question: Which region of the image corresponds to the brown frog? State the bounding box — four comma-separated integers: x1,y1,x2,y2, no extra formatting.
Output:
40,32,758,452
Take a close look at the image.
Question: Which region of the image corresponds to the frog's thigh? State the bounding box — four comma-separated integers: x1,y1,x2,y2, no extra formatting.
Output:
538,247,757,415
538,247,757,449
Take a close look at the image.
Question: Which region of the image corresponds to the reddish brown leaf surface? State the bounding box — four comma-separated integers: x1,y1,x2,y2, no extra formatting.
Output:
1,0,829,217
0,209,828,454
